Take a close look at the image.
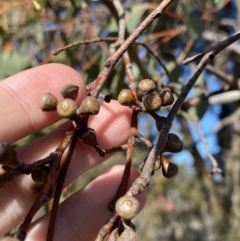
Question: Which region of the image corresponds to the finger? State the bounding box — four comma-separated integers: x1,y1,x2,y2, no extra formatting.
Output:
0,100,132,235
25,166,146,241
0,63,86,143
0,238,18,241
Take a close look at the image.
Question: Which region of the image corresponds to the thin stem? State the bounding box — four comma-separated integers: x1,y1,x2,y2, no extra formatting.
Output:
46,132,79,241
47,117,88,241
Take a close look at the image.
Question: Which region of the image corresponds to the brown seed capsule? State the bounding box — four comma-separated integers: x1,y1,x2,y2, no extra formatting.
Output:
31,167,48,184
60,84,79,100
115,196,141,220
57,98,77,118
159,89,174,106
161,156,178,178
39,93,58,111
138,79,156,96
0,143,18,166
143,93,162,111
118,89,136,106
76,96,100,115
163,133,183,153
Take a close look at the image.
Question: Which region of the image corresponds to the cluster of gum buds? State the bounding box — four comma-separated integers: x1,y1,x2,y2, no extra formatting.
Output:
0,85,105,188
39,84,100,118
118,78,174,111
118,79,182,178
39,85,110,157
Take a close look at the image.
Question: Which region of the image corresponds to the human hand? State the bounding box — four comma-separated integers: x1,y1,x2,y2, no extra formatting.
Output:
0,64,146,241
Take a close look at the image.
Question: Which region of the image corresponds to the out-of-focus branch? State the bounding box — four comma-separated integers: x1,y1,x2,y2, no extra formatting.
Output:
192,120,222,173
183,30,240,64
90,0,174,98
102,0,151,79
179,115,223,231
213,107,240,133
209,90,240,104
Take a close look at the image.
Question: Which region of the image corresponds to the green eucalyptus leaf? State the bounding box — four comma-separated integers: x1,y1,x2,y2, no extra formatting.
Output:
183,0,204,40
185,13,204,40
190,63,205,96
188,63,209,120
214,0,225,9
188,97,209,121
126,4,156,32
148,58,160,79
0,51,31,79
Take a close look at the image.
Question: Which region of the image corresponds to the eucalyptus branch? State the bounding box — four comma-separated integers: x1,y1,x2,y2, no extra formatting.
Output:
127,51,214,197
51,37,116,56
2,1,240,240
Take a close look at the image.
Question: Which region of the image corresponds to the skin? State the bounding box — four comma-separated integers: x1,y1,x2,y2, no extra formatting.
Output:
0,64,146,241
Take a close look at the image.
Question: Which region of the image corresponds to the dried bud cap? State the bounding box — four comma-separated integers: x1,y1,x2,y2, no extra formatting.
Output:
31,167,48,184
143,94,162,111
138,79,156,96
161,156,178,178
60,84,79,100
79,128,98,146
159,89,174,106
39,93,58,111
155,115,167,131
116,196,141,220
118,89,136,106
162,133,183,153
76,96,100,115
79,128,106,156
119,221,138,241
0,167,14,186
0,143,18,166
57,98,77,118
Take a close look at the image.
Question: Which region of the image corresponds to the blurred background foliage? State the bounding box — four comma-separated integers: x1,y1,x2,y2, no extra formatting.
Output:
1,0,240,240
